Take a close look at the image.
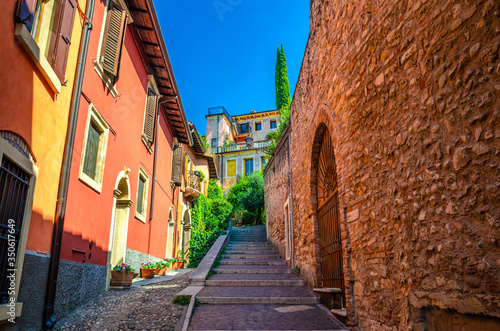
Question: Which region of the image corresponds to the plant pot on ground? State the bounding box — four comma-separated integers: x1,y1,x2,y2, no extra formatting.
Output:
110,263,135,286
140,262,156,279
155,260,171,275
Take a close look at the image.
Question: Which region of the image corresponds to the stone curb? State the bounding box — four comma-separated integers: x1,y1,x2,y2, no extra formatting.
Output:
189,231,231,286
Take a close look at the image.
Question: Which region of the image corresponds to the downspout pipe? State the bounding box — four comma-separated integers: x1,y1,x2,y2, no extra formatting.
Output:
147,96,177,258
342,197,358,325
44,0,95,327
287,129,294,268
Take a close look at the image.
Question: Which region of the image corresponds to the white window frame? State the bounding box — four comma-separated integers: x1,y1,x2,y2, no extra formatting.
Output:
134,166,149,223
78,104,109,193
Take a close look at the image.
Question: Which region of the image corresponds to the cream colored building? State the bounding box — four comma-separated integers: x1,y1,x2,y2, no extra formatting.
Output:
205,107,280,189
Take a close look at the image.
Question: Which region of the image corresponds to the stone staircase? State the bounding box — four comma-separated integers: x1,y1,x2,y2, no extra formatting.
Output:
188,225,348,330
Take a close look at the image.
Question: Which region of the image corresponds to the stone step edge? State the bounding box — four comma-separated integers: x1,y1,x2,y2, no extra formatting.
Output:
197,297,319,305
205,280,306,286
215,268,293,274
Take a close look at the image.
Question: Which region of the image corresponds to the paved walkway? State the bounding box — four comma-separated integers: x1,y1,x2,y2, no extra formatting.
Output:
54,269,193,330
187,226,348,330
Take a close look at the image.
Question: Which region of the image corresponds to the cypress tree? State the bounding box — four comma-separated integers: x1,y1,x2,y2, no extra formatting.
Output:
278,44,291,111
275,44,291,111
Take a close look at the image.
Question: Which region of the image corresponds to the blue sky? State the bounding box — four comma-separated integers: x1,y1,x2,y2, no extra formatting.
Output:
154,1,310,135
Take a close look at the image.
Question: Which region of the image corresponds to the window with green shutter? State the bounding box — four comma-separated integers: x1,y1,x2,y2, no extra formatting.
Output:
83,122,100,180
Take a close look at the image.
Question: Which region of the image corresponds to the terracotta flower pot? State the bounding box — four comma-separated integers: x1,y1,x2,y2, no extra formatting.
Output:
155,266,170,275
140,268,155,279
172,262,179,270
178,261,184,269
110,270,134,286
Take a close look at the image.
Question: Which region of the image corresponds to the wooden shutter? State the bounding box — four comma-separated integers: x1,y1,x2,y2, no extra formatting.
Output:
48,0,77,82
227,160,236,177
171,146,183,185
83,123,100,179
15,0,38,32
144,89,157,142
100,2,127,76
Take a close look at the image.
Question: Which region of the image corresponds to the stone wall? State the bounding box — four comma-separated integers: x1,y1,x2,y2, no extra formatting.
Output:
264,131,290,262
267,0,500,329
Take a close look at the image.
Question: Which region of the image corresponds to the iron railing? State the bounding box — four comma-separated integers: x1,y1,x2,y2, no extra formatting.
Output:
208,106,232,120
186,171,201,192
215,140,272,154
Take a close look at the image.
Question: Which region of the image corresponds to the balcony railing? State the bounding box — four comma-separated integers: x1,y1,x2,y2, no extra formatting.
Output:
215,140,272,154
184,171,201,199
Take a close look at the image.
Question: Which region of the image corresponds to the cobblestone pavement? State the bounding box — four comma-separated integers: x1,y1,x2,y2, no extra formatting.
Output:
54,271,192,331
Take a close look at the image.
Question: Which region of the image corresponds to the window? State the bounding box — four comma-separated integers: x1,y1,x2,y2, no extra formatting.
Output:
211,138,217,148
227,160,236,177
244,158,254,176
261,156,267,169
95,0,127,95
171,145,183,186
142,87,158,150
240,123,248,134
135,167,149,222
15,0,77,92
270,119,277,129
79,105,109,193
255,122,262,131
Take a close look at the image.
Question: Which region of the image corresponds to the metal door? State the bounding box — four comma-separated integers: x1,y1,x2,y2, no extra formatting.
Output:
316,129,345,304
0,157,30,303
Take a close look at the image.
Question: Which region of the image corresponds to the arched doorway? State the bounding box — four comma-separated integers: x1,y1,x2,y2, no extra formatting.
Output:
314,126,345,304
181,210,191,262
166,207,174,258
109,170,133,268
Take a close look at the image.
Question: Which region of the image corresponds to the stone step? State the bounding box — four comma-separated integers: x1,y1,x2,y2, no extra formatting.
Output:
188,304,348,331
196,286,319,305
231,238,266,244
206,273,306,287
225,249,277,254
227,242,273,249
220,259,286,266
222,254,280,259
215,265,293,274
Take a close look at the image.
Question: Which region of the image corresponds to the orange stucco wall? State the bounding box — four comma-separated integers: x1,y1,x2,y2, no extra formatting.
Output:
61,1,177,266
0,0,88,254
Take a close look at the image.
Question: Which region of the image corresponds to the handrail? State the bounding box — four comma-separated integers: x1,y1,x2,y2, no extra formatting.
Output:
215,140,272,154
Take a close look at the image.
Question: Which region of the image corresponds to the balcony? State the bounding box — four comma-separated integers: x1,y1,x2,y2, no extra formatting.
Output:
184,171,201,199
215,140,272,154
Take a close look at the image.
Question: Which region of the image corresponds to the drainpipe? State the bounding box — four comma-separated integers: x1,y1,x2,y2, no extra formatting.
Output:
287,129,294,268
147,96,177,259
342,197,358,325
44,0,95,327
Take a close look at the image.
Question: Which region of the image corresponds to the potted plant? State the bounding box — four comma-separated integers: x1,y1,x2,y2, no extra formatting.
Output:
169,257,179,270
155,259,171,275
140,261,156,279
110,263,135,286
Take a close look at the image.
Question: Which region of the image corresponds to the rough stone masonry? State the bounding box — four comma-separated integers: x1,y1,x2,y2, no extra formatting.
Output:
264,0,500,330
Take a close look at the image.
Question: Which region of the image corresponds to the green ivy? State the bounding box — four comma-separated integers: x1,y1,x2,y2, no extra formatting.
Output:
188,180,231,268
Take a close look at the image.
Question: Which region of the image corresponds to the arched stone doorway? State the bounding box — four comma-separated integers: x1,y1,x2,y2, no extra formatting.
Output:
181,209,191,262
110,171,133,267
311,125,345,305
166,207,174,258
